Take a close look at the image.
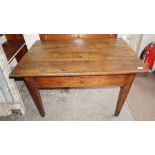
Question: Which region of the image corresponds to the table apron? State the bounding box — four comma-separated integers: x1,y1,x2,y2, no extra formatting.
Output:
29,75,131,88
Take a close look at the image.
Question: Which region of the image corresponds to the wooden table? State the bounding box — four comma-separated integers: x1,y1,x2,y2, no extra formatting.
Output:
10,38,149,117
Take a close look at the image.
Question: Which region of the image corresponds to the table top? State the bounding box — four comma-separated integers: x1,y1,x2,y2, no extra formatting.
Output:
10,38,149,78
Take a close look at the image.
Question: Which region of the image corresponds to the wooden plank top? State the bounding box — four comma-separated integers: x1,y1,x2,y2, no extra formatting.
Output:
10,38,149,78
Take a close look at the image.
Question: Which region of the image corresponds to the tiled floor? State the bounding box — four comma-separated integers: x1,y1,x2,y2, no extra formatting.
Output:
127,73,155,121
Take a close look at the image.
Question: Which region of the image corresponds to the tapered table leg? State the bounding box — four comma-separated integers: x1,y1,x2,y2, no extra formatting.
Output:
24,78,45,117
114,74,135,116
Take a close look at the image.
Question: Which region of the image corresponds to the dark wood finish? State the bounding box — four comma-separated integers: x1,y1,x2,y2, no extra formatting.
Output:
15,45,28,62
114,74,135,116
40,34,79,40
2,34,28,63
24,74,135,117
24,74,134,117
39,34,117,41
79,34,117,39
24,78,45,117
2,40,25,62
5,34,24,40
10,39,148,78
34,75,126,88
10,38,149,117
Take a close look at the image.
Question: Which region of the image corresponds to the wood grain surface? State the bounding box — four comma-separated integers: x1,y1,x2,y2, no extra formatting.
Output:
2,40,25,62
9,37,149,117
10,38,148,78
114,74,135,116
39,34,117,40
33,75,127,88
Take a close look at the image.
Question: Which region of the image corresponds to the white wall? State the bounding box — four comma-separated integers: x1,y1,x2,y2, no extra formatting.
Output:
119,34,142,53
0,44,25,115
23,34,40,49
0,35,7,44
138,34,155,56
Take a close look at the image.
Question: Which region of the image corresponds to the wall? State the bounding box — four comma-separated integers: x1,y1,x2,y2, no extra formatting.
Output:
119,34,142,54
23,34,40,49
0,35,7,44
0,45,24,116
138,34,155,56
0,69,13,103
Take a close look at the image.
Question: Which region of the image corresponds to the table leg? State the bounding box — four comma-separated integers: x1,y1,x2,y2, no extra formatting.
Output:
24,78,45,117
114,74,135,116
